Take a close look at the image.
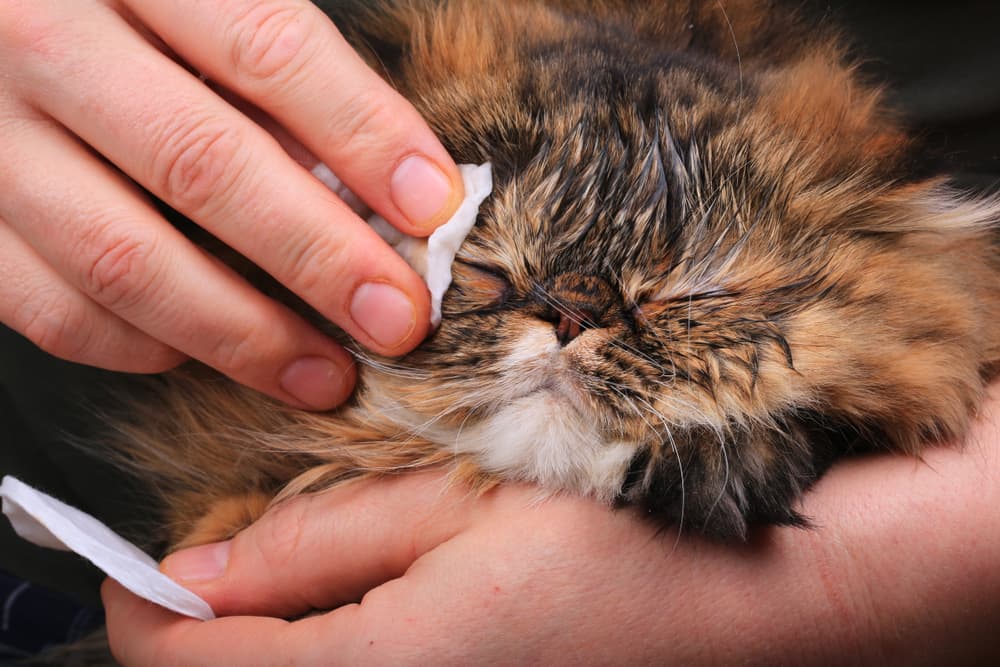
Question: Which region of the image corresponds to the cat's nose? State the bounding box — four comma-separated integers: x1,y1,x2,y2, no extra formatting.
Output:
556,312,582,345
552,305,597,345
538,273,617,346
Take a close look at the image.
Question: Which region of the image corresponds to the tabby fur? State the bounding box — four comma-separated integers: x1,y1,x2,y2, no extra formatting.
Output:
110,0,1000,545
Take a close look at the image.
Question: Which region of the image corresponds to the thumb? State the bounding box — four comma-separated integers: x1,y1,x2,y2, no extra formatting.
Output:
160,471,476,618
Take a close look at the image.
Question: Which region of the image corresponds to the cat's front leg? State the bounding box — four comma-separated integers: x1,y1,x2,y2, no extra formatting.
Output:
173,492,272,551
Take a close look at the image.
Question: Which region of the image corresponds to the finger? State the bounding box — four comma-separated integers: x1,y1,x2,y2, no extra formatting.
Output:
14,3,432,355
0,218,184,373
160,472,479,618
0,114,355,409
128,0,465,235
101,579,303,667
103,577,379,666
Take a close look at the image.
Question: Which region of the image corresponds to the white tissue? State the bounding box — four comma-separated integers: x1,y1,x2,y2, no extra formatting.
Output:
0,475,215,621
311,162,493,326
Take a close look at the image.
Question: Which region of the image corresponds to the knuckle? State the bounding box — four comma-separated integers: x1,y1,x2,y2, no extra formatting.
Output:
0,3,68,64
324,90,398,159
250,496,309,573
15,291,90,361
203,322,273,378
228,2,315,88
149,116,247,216
277,230,350,300
77,222,161,312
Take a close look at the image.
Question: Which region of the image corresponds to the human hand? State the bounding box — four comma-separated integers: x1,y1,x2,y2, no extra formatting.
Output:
103,384,1000,665
0,0,463,409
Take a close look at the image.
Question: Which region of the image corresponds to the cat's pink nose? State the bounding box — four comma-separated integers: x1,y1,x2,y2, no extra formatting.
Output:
540,272,615,346
555,309,588,345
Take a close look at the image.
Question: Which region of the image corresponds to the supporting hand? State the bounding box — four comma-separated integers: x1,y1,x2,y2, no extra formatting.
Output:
105,384,1000,664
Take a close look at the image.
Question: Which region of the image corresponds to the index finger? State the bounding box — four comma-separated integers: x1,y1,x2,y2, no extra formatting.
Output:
128,0,465,235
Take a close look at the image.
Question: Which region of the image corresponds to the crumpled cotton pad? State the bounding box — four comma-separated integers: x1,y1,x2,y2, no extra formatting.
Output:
311,162,493,326
1,475,215,620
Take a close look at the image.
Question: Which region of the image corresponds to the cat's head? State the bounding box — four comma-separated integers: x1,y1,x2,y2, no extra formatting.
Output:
346,0,1000,537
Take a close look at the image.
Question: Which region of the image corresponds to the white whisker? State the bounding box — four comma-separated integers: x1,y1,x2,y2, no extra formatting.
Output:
715,0,743,105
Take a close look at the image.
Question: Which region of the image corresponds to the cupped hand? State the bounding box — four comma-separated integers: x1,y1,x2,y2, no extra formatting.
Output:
0,0,463,409
103,384,1000,665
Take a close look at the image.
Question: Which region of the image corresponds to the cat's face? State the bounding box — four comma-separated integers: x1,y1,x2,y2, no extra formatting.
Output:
349,1,1000,537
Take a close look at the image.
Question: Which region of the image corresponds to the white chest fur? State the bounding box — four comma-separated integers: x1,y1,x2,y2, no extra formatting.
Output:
372,323,637,501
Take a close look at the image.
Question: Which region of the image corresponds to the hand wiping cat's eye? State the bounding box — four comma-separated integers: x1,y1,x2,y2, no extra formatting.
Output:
0,0,464,409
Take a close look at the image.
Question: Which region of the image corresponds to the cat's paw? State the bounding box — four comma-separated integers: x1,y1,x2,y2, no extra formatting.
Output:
174,492,272,550
618,413,844,539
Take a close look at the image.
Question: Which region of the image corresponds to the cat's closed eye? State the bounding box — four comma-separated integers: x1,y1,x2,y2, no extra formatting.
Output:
447,260,511,313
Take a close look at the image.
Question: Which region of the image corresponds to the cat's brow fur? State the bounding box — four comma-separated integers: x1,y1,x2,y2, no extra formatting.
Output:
108,0,1000,546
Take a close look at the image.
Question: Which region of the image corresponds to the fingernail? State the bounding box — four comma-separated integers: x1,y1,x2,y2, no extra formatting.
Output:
391,155,459,229
280,356,350,409
350,282,417,349
162,540,231,583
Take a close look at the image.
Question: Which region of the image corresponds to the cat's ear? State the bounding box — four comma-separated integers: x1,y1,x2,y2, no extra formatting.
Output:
807,181,1000,242
762,47,1000,236
761,46,909,181
794,178,1000,236
867,182,1000,235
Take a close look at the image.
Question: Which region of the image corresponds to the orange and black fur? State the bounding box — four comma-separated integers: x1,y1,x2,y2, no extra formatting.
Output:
109,0,1000,548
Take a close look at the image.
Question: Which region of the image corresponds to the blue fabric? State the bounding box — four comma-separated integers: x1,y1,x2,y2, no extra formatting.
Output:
0,570,103,662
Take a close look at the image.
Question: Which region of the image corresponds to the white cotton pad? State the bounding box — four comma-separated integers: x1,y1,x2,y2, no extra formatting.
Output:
311,162,493,326
1,475,215,620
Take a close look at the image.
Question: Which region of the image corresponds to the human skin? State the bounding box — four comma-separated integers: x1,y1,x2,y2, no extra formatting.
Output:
102,383,1000,665
0,0,463,410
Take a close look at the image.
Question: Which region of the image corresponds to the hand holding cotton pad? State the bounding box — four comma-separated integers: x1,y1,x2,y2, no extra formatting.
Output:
1,475,215,620
311,162,493,326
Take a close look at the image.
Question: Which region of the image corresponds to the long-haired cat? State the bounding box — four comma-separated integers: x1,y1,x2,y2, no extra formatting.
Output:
108,0,1000,548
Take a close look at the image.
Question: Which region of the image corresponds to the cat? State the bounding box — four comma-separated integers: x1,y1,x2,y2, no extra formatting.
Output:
108,0,1000,548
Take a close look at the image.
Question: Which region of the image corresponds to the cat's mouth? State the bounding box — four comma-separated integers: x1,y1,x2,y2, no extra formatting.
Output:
516,371,593,418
